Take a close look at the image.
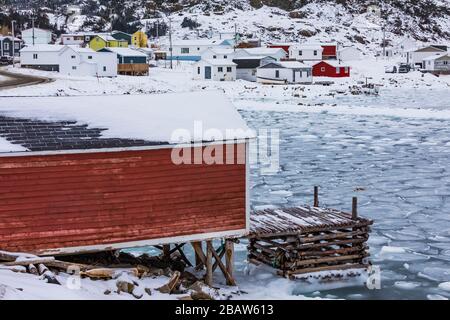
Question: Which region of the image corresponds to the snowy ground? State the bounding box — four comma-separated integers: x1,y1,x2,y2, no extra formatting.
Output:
1,59,450,300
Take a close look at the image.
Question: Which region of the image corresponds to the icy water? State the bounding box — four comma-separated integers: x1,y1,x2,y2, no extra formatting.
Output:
239,105,450,300
309,88,450,110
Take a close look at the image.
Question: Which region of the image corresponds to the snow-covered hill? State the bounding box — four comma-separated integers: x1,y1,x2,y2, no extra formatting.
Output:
2,0,450,51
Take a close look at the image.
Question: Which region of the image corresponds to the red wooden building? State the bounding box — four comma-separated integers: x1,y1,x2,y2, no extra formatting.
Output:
0,92,253,256
312,61,350,78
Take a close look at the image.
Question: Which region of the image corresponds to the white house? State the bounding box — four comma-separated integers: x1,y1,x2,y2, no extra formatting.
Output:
407,46,448,68
338,47,362,61
21,28,53,45
170,39,234,61
20,44,65,71
256,61,313,84
423,53,450,73
234,47,287,61
193,59,236,81
59,46,117,77
201,48,236,60
20,44,117,77
61,32,104,45
289,44,323,61
232,56,276,82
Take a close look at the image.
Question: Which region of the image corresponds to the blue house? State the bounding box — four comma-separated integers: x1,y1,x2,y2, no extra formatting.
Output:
99,47,149,76
0,36,24,58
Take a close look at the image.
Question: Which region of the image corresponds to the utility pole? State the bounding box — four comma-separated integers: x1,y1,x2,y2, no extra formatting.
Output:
11,20,16,67
234,23,237,52
169,17,173,69
381,4,386,58
31,17,36,46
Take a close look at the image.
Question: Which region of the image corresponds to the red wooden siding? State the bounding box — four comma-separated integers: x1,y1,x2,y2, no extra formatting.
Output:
0,143,247,254
312,61,350,78
321,45,337,59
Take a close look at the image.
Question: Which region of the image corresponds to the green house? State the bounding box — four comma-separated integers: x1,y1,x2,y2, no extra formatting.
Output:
111,31,132,45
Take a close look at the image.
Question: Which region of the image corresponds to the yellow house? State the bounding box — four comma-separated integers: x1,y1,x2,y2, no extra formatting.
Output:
131,30,148,48
89,35,128,51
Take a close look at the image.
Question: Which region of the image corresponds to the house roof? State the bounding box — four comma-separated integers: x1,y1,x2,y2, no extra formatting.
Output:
0,91,253,154
233,56,275,68
0,36,22,42
101,47,147,57
21,28,52,34
20,44,65,52
172,39,229,46
258,61,310,69
423,53,450,61
413,46,447,53
96,34,126,42
202,59,237,66
240,48,285,56
290,44,324,50
204,48,235,55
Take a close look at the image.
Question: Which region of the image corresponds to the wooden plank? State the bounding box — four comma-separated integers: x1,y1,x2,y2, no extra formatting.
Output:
286,253,368,268
225,240,234,286
208,242,236,286
286,263,369,275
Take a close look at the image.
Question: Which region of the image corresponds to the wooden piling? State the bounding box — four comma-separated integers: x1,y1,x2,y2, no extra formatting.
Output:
314,186,319,207
206,241,213,287
225,240,235,286
352,197,358,220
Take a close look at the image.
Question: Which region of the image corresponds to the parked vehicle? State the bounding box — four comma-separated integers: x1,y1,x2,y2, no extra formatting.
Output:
398,63,411,73
0,56,13,65
385,65,397,73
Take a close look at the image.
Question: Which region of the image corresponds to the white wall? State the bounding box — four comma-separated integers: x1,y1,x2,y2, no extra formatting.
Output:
172,44,232,59
409,51,441,67
338,47,362,61
257,67,312,84
289,46,323,61
201,49,235,60
59,48,117,77
22,29,52,45
193,61,236,81
236,68,257,82
20,50,60,66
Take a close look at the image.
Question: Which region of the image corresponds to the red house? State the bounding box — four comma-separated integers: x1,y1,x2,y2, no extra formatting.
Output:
312,61,350,78
0,92,253,255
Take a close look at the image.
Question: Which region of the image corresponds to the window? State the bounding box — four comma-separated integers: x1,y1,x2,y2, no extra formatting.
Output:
33,53,38,59
88,56,93,60
227,66,232,72
321,67,325,72
181,48,190,54
103,66,107,72
14,43,19,50
197,66,201,74
4,43,9,50
71,55,76,59
345,67,349,73
213,55,217,59
299,50,302,56
314,50,317,56
197,47,200,51
72,66,77,70
336,67,340,73
218,67,223,72
224,55,227,59
275,70,280,78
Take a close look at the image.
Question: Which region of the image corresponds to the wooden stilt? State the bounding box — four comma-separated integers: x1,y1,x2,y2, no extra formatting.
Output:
314,186,319,207
206,241,213,287
225,240,235,286
191,242,206,270
163,244,171,260
352,197,358,220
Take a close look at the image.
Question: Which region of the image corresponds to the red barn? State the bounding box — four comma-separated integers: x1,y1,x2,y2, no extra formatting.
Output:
312,61,350,78
0,92,253,255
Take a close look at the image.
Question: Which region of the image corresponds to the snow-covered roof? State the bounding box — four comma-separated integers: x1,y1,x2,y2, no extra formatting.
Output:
0,36,22,41
279,61,310,68
202,59,237,66
172,39,227,46
64,46,96,53
20,44,65,52
423,53,450,61
21,28,52,34
0,91,254,154
240,48,285,55
290,44,324,50
205,48,235,55
97,34,121,42
101,47,147,57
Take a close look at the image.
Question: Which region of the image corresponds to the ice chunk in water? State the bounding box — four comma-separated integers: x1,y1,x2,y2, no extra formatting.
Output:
438,282,450,292
394,281,421,290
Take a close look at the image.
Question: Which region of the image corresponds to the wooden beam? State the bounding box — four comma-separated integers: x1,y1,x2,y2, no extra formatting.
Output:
225,240,234,286
286,263,369,276
207,241,236,286
191,242,206,270
206,241,213,287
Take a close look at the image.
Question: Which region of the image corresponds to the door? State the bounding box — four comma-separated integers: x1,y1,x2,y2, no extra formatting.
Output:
205,66,212,79
294,71,301,82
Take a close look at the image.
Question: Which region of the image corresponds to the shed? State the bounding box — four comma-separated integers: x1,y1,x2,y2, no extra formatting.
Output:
193,59,237,81
232,56,276,82
234,47,287,61
257,61,313,84
0,91,253,255
311,61,350,78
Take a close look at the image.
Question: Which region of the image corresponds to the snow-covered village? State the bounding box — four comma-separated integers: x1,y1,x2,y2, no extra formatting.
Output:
0,0,450,306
